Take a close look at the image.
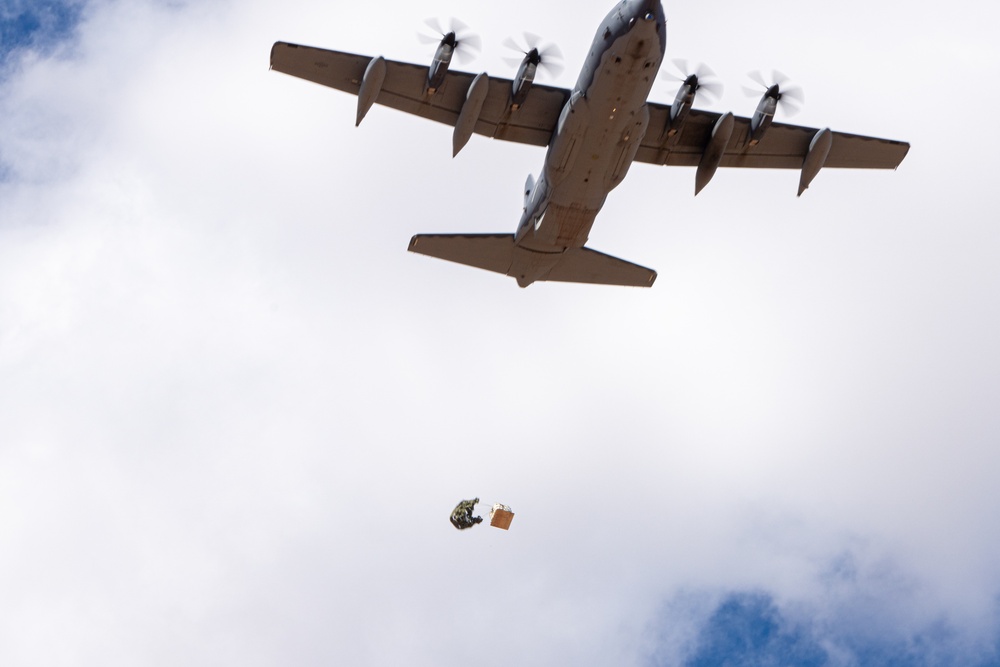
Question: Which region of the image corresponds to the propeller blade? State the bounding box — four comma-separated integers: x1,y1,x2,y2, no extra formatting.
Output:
744,70,806,115
419,17,481,65
666,59,723,103
698,81,724,103
778,101,802,116
772,69,791,87
458,33,482,53
694,62,716,81
780,85,804,106
538,59,564,78
424,17,444,36
502,36,523,52
748,70,769,89
503,33,563,79
523,32,542,49
540,43,563,62
778,96,803,116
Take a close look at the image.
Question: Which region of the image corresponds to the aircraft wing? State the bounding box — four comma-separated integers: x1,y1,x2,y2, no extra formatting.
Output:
635,105,909,170
270,42,570,147
270,43,908,181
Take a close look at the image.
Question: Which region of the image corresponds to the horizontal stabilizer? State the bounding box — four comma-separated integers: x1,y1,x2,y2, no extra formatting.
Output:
547,247,657,287
408,234,656,287
408,233,516,274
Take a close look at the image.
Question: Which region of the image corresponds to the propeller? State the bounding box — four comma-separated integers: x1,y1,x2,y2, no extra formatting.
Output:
418,18,482,64
502,32,564,78
742,70,804,115
664,58,724,104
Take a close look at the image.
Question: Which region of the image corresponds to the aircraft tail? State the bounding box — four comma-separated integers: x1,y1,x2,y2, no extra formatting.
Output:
408,234,657,288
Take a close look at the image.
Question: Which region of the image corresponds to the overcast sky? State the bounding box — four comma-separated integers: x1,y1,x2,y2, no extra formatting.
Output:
1,0,999,665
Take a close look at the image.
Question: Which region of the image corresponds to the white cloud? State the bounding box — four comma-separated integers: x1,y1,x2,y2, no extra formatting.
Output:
2,0,999,664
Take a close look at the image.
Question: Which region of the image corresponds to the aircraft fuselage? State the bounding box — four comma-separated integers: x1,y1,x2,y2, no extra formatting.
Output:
515,0,665,262
272,0,909,287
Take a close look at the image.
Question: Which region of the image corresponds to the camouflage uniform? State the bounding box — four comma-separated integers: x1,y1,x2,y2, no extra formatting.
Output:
450,498,483,530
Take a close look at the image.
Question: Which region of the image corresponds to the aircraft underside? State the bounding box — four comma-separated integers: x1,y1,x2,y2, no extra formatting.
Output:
270,0,908,287
520,6,664,259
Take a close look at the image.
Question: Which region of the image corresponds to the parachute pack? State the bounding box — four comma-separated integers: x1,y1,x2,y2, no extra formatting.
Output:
449,498,514,531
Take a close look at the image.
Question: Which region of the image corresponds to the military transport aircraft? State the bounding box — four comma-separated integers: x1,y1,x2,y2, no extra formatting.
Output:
270,0,908,288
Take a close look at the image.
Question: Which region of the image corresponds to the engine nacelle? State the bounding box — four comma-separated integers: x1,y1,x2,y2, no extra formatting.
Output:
664,66,720,139
749,84,780,145
669,76,698,126
511,49,542,109
427,33,458,94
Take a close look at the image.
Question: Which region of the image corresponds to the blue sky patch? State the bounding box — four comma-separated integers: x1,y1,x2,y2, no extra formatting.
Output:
683,592,827,667
0,1,83,61
665,591,1000,667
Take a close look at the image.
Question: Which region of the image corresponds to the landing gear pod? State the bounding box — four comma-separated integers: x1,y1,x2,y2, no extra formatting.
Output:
453,72,490,156
695,112,734,195
798,128,833,196
356,56,386,127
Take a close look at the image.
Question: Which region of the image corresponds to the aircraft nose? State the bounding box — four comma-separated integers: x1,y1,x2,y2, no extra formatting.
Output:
636,0,662,20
